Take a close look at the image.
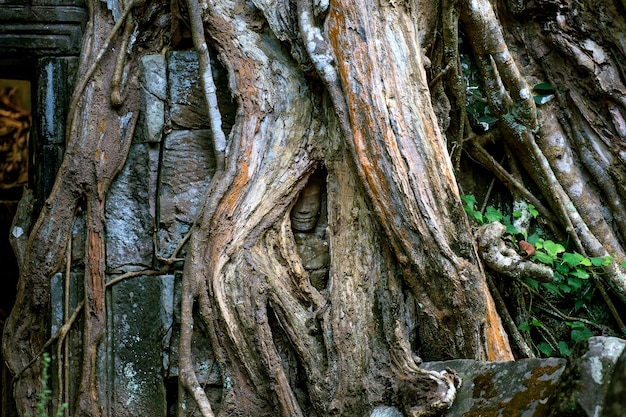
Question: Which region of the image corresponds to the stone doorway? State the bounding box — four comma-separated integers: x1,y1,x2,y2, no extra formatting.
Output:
0,59,33,417
0,1,86,414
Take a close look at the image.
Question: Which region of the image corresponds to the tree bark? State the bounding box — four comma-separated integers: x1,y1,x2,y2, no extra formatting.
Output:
3,0,626,415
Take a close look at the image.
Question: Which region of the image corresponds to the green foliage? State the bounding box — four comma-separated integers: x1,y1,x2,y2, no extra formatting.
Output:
533,82,556,105
462,193,616,358
24,353,67,417
461,194,518,235
461,52,499,131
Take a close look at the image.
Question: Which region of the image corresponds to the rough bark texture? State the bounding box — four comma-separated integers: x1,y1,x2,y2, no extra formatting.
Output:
2,0,626,415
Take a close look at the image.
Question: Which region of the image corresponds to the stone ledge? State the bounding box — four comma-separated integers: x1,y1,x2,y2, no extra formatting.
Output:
421,336,625,417
0,6,87,55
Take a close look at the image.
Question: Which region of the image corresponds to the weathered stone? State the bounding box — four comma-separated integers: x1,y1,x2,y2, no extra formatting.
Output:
139,55,166,143
0,5,87,55
370,405,403,417
166,50,236,134
602,345,626,417
109,274,172,417
106,143,155,271
34,57,78,203
157,130,215,258
422,357,567,416
167,51,210,130
548,336,626,417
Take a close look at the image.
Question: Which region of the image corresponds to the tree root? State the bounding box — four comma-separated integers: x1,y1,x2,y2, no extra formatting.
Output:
477,221,553,283
486,273,536,358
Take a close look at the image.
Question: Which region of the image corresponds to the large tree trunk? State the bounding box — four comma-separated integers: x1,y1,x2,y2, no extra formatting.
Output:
3,0,625,415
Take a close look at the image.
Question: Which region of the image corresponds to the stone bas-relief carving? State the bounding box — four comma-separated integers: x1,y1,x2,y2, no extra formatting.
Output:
291,172,329,291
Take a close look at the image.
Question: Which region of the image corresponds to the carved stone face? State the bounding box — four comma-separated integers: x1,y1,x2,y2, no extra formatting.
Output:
290,181,323,232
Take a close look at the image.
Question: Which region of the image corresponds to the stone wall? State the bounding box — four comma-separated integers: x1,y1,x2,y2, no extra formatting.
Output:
67,51,231,416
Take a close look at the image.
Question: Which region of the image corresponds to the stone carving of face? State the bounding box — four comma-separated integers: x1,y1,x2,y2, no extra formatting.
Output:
290,180,323,232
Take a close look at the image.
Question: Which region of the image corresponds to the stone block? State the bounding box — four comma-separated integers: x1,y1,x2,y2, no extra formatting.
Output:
549,336,626,416
0,6,87,55
106,143,155,271
167,51,210,130
36,57,78,141
422,357,567,416
109,274,172,417
157,130,214,258
602,344,626,417
139,55,166,143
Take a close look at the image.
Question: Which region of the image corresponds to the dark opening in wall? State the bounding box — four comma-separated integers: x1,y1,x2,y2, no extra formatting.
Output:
0,58,34,417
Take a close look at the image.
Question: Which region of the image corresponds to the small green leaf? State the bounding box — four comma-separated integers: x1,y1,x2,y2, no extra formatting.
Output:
622,260,626,269
562,252,585,267
533,82,555,93
572,327,594,342
537,342,553,356
556,263,570,274
542,282,561,295
558,341,572,356
567,277,583,291
527,232,541,245
531,318,544,327
570,268,590,279
461,194,476,210
473,211,484,223
513,210,522,218
574,298,586,311
528,204,539,218
525,278,539,291
518,322,531,332
543,240,565,258
503,221,519,235
485,206,503,223
534,251,554,265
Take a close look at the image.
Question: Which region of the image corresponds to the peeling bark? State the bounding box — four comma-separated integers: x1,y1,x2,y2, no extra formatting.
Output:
3,0,626,415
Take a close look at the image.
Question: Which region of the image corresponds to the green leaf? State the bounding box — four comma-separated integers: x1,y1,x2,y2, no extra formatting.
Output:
543,240,565,258
528,204,539,218
558,341,572,356
570,268,590,279
562,252,585,267
621,260,626,269
567,277,583,291
534,251,554,265
504,220,519,235
527,232,541,245
533,82,555,93
518,322,531,332
461,194,476,209
574,298,586,312
537,342,553,356
572,327,594,343
556,263,570,274
531,318,544,327
542,282,561,295
513,210,522,218
485,206,503,223
525,278,539,291
473,211,484,223
589,256,612,266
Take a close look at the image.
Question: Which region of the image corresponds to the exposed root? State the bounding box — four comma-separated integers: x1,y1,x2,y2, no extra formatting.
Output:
486,274,536,358
477,221,553,282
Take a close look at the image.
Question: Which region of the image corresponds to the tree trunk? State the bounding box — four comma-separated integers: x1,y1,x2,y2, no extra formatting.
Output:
3,0,625,415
